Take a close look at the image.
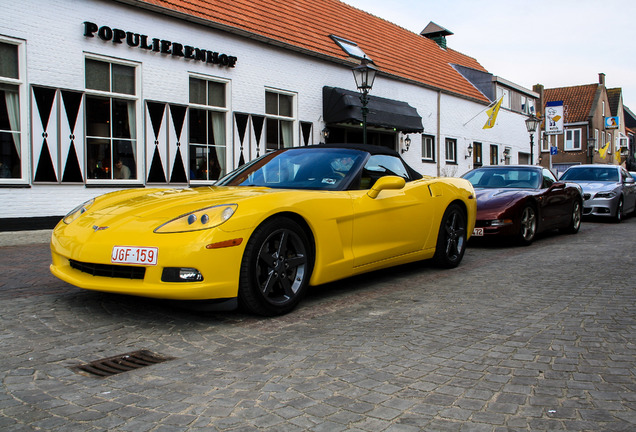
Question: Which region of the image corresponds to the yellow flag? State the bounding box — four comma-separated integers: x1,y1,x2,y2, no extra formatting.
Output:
483,97,503,129
599,142,610,159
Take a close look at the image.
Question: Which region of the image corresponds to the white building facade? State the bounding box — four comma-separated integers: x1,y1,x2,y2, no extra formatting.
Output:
0,0,537,228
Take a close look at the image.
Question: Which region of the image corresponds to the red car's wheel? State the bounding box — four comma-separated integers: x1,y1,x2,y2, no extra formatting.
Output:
517,205,537,246
239,217,312,316
561,200,582,234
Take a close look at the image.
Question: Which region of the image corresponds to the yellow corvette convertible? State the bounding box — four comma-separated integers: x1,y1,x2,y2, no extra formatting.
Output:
51,144,476,316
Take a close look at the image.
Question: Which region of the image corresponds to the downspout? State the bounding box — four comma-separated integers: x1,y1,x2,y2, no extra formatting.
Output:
437,90,442,177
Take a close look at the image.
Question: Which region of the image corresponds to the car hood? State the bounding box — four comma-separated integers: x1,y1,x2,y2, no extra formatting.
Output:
566,181,620,194
66,186,290,233
474,188,528,210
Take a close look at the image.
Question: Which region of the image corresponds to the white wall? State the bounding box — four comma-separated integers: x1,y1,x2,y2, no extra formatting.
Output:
0,0,536,220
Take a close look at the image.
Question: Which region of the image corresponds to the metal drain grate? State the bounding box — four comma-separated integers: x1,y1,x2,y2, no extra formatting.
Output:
71,350,175,378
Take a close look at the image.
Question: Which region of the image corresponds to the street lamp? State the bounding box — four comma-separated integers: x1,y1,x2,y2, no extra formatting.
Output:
587,138,596,164
352,57,378,145
525,115,540,165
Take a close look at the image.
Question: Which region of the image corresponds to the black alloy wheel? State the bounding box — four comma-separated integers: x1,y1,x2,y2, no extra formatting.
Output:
433,203,467,268
239,217,312,316
517,205,537,246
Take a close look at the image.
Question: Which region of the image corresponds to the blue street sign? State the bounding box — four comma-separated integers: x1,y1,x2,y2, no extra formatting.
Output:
550,146,558,155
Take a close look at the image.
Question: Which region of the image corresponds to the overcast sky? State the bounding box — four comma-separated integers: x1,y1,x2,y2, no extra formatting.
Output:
342,0,636,112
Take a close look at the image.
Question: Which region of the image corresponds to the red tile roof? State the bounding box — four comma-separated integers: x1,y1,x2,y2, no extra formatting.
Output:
544,84,599,123
125,0,490,102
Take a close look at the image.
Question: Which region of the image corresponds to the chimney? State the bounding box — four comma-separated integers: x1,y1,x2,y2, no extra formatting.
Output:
421,22,453,49
599,73,606,86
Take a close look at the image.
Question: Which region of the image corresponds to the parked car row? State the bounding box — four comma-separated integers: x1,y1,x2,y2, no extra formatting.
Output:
49,144,633,316
461,163,636,246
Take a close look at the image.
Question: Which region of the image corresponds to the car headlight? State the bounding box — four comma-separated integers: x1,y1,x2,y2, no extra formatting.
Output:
490,219,513,227
594,191,617,199
62,198,95,224
154,204,237,233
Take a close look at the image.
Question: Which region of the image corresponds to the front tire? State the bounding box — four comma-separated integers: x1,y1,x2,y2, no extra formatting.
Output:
614,198,624,223
517,205,537,246
432,204,467,268
239,217,312,316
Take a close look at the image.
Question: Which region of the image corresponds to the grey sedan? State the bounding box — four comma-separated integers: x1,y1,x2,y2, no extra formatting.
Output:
559,164,636,222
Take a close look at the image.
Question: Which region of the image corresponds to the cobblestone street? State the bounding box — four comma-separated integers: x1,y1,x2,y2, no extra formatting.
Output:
1,219,635,431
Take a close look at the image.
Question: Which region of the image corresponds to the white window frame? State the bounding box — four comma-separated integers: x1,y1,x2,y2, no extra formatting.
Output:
422,134,435,162
496,87,510,109
601,131,606,149
565,128,582,151
521,96,528,114
445,138,457,163
188,74,230,183
0,36,28,184
540,131,551,152
264,88,297,151
84,54,141,184
595,129,599,150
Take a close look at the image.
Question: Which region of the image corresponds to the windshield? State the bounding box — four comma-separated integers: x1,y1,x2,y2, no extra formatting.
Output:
216,148,366,190
462,168,541,189
560,167,619,182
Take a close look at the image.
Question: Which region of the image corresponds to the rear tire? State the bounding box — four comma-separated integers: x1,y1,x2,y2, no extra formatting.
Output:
562,200,582,234
238,217,312,316
432,204,467,269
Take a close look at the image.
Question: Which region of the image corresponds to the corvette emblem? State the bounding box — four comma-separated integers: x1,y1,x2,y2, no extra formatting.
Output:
92,225,109,232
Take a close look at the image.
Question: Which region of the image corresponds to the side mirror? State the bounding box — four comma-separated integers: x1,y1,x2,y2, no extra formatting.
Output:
625,177,635,184
549,181,566,190
367,176,406,199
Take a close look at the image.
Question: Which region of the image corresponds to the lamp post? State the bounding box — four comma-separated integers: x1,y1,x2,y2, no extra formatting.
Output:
352,57,378,145
525,115,540,165
587,138,596,164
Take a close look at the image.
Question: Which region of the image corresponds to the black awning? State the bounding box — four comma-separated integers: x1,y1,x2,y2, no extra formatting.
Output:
322,86,424,133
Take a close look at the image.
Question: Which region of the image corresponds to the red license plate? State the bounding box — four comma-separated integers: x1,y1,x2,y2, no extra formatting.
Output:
111,246,158,265
472,228,484,237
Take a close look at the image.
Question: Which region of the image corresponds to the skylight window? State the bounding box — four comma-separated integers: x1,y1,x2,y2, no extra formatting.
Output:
330,35,370,61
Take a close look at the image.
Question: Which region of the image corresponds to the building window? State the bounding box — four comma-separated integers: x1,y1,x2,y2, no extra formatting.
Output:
521,96,528,114
601,131,605,150
0,40,23,180
85,58,137,180
595,129,599,150
189,77,228,181
472,142,482,166
265,90,295,151
496,87,510,109
565,128,582,151
541,132,552,152
527,98,535,115
490,144,499,165
445,138,457,163
330,35,369,61
422,134,435,162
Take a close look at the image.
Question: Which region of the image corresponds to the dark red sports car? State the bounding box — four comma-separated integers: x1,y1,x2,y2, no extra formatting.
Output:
461,165,583,245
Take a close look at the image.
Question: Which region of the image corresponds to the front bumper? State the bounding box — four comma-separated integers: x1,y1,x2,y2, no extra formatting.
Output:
471,220,518,238
50,225,250,300
582,196,619,218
